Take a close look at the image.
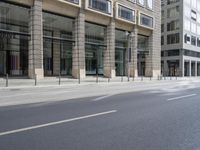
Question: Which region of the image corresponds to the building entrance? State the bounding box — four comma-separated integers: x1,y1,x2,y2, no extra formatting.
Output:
85,44,104,75
115,48,125,76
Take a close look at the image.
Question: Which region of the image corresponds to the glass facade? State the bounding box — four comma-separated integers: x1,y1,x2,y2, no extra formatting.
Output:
85,22,106,75
115,30,127,76
0,2,29,76
43,12,74,76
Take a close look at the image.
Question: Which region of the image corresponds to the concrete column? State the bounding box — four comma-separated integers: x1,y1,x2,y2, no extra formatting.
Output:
104,19,115,78
28,0,44,79
179,58,184,77
145,1,161,77
72,9,85,79
130,27,138,77
189,60,191,77
195,61,197,77
53,31,60,76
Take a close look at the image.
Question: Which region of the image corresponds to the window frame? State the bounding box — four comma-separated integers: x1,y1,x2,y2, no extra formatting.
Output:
57,0,81,7
85,0,113,17
115,2,136,24
138,12,154,30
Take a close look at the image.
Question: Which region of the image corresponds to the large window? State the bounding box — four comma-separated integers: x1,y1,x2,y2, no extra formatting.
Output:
167,33,179,44
88,0,112,15
140,13,153,28
115,30,127,76
43,12,74,76
138,35,149,52
85,22,106,75
167,20,180,31
191,36,196,46
118,4,135,22
0,2,29,76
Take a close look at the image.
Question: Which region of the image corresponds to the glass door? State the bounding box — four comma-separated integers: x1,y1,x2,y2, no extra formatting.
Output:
85,44,104,75
115,48,125,76
0,51,6,75
60,41,72,76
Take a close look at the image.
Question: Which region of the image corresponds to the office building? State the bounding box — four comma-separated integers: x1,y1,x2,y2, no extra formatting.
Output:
0,0,161,79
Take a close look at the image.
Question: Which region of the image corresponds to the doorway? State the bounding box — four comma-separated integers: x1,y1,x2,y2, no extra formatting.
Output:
85,44,104,75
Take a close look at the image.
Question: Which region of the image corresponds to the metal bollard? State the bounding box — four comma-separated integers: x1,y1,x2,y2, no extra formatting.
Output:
59,74,61,85
141,76,143,81
96,74,98,83
6,74,8,87
121,76,123,82
170,76,172,80
150,76,152,81
108,77,110,83
35,74,37,86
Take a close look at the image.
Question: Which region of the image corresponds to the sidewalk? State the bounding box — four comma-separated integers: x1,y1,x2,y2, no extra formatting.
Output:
0,77,200,107
0,76,196,89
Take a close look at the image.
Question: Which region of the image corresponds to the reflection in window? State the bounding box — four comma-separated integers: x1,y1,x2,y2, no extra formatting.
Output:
118,5,135,22
140,13,153,28
88,0,112,14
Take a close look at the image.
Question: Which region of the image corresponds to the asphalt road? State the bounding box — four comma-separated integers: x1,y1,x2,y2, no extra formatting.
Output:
0,87,200,150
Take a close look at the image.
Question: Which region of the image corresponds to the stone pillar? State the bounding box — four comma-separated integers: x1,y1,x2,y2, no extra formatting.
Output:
145,0,161,77
72,9,85,79
53,31,60,76
130,27,138,77
195,61,197,77
104,19,115,78
28,0,44,79
189,60,191,77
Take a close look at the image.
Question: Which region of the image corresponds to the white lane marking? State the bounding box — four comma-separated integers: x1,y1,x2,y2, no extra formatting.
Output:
92,94,115,101
167,94,197,101
0,91,72,98
0,110,117,137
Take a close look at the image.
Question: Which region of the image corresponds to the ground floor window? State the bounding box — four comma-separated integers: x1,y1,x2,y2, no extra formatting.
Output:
0,34,29,76
115,48,126,76
85,22,106,75
0,1,29,76
115,29,127,76
85,44,105,75
43,12,75,76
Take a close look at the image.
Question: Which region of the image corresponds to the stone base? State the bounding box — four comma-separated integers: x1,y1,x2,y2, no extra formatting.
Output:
104,69,116,78
145,69,161,77
28,68,44,79
72,69,86,79
130,69,138,77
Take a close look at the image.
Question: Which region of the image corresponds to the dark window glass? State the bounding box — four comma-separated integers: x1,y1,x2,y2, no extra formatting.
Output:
89,0,112,14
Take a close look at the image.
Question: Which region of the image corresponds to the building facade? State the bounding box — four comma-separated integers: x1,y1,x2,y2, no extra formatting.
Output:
0,0,161,79
161,0,200,77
